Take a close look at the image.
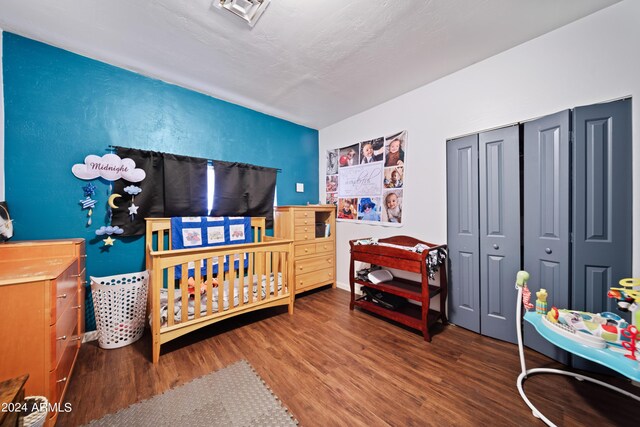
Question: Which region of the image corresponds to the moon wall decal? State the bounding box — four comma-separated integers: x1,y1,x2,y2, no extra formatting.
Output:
108,193,122,209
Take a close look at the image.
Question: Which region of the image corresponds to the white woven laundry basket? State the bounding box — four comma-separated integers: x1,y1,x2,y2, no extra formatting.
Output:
90,270,149,349
19,396,48,427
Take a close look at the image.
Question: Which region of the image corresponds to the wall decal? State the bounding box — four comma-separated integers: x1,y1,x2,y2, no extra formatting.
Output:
95,225,125,236
72,153,146,182
108,193,122,209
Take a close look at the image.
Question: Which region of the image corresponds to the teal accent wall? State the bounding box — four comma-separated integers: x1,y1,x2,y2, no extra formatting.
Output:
3,32,318,281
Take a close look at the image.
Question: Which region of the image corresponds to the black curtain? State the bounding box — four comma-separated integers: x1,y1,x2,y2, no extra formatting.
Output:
163,153,209,217
211,160,277,227
111,147,208,236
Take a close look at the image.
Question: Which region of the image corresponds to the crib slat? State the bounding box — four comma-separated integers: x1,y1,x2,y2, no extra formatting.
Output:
167,266,175,327
239,251,246,306
248,252,255,304
194,258,202,319
258,251,266,302
283,251,288,294
206,256,213,316
181,263,189,323
158,229,165,251
217,255,225,313
266,251,273,299
272,252,279,297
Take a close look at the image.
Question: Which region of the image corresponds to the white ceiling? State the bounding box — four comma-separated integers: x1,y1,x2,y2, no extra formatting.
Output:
0,0,620,129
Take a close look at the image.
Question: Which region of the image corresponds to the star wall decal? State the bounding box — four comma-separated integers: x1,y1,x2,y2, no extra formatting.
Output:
103,236,115,246
128,203,139,216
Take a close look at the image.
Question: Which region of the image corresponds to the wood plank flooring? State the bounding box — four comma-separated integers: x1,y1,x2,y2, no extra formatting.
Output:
59,288,638,426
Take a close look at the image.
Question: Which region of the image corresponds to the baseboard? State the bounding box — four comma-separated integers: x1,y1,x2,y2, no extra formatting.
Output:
336,281,352,293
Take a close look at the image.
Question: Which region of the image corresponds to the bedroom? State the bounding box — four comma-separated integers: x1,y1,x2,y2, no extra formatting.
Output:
0,1,639,426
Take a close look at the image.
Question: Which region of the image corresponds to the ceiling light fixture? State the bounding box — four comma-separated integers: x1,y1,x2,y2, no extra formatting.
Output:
212,0,271,28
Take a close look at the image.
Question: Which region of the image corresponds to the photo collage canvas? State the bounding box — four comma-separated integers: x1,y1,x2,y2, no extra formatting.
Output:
326,130,406,225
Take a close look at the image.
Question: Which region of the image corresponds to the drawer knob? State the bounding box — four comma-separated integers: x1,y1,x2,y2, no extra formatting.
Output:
57,335,67,341
71,267,86,278
304,249,309,252
71,336,82,342
72,305,82,309
57,294,67,299
56,377,67,384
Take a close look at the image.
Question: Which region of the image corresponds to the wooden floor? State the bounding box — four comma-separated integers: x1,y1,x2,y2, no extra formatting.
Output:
59,288,638,427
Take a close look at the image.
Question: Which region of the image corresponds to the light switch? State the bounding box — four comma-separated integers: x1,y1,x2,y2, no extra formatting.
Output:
296,183,304,192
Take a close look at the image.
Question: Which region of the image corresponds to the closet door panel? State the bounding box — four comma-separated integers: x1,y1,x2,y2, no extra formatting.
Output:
479,126,520,343
573,99,632,314
446,135,480,333
523,110,570,364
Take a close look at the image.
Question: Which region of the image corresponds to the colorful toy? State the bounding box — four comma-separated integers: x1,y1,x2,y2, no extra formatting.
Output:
187,276,219,297
535,288,548,314
621,325,638,360
554,309,631,347
608,277,640,327
546,306,559,323
517,270,534,311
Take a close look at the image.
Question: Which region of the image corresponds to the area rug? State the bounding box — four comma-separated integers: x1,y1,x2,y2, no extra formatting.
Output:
84,360,298,426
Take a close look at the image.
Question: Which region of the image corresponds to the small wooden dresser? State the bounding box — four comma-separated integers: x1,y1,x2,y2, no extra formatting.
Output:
0,239,85,426
274,205,336,294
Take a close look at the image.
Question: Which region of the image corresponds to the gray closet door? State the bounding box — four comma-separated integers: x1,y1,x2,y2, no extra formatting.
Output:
446,134,480,333
523,110,571,364
479,126,520,343
573,99,632,314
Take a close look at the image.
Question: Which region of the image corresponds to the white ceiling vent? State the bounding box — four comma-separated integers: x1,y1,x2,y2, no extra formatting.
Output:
212,0,271,28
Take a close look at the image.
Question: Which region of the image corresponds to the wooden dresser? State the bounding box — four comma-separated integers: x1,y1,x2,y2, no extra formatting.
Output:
0,239,85,426
274,205,336,294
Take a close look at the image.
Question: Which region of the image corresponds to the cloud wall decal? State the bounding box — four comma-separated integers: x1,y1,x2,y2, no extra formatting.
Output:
72,153,146,182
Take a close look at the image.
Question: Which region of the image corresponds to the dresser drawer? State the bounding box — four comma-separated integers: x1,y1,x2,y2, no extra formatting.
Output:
49,329,79,408
50,261,79,325
294,230,315,241
315,241,333,254
296,269,334,292
294,210,314,222
295,243,316,257
296,255,333,275
50,305,80,370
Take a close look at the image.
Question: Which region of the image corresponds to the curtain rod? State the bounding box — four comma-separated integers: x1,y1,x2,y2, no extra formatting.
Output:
108,145,282,172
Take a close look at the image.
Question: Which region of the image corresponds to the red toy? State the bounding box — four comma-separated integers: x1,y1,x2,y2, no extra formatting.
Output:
621,325,638,360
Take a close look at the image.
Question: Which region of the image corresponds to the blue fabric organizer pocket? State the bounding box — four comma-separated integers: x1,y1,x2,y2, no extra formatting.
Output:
170,216,252,279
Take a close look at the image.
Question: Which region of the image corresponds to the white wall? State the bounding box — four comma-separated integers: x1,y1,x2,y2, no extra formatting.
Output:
320,0,640,291
0,29,4,201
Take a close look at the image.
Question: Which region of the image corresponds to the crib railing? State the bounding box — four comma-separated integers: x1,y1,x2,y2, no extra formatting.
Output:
147,237,293,362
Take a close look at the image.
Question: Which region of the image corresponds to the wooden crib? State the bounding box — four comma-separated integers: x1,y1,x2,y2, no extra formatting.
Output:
145,217,294,363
